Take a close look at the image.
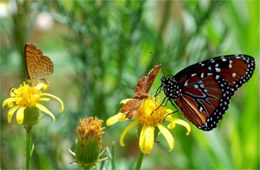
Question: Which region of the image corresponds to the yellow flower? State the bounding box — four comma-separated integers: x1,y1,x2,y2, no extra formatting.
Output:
2,82,64,124
106,96,191,154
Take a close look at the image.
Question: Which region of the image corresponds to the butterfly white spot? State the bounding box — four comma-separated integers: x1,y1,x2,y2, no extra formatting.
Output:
194,84,199,89
200,73,205,78
207,73,213,76
191,73,197,77
199,107,203,112
222,58,227,62
215,75,220,80
232,73,236,77
208,66,212,70
229,64,232,69
215,63,219,67
215,68,221,72
200,84,204,88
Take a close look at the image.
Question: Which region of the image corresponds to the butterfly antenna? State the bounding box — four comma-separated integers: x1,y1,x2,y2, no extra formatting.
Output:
150,52,166,77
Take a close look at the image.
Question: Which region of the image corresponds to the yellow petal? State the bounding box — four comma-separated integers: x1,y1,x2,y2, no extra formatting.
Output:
2,98,15,108
166,109,173,113
7,105,20,123
35,103,56,122
39,97,50,101
157,124,174,151
16,107,26,124
42,83,48,90
120,120,139,147
106,112,127,126
10,88,16,97
41,93,64,112
120,99,131,104
35,83,46,90
139,125,154,154
174,119,191,135
167,118,191,135
167,121,176,129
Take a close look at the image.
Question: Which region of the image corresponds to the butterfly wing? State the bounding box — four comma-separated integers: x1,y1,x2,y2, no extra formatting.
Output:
120,65,161,119
174,54,255,131
25,44,54,80
135,65,161,98
120,98,143,118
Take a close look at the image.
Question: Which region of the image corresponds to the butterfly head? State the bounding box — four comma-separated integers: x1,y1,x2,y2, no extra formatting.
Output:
161,77,182,100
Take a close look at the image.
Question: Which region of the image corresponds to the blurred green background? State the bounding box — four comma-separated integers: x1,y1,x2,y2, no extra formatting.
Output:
0,0,259,169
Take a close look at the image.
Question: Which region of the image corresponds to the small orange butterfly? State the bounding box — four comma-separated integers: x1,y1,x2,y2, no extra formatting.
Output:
24,43,54,84
120,65,161,118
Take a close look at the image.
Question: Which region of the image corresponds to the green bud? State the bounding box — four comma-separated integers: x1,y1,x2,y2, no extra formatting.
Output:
23,106,40,127
75,117,104,168
76,136,100,168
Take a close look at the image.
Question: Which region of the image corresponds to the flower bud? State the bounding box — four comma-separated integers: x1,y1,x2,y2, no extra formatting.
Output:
75,117,104,168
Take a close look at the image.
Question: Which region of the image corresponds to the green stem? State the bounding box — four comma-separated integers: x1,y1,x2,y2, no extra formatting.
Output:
135,151,144,170
26,126,32,170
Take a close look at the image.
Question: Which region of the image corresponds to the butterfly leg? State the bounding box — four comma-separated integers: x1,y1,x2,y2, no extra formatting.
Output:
155,84,162,97
163,110,178,122
170,100,178,111
150,97,167,115
163,99,168,107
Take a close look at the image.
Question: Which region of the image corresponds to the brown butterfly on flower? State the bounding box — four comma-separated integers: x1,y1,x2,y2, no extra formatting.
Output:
24,43,54,84
120,65,161,119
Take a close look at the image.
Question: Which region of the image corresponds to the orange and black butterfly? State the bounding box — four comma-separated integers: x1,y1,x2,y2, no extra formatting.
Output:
24,43,54,84
159,55,255,131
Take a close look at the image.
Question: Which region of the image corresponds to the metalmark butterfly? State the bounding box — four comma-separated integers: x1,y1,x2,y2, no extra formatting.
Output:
24,44,54,84
120,65,161,119
159,54,255,131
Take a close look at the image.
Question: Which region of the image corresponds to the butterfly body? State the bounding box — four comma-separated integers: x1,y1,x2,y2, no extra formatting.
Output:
161,77,182,100
161,54,255,131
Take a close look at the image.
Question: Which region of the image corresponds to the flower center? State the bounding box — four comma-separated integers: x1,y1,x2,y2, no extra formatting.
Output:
134,97,167,126
14,84,42,107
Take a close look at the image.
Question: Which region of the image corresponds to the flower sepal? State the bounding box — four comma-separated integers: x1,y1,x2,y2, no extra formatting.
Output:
75,137,100,168
23,107,40,127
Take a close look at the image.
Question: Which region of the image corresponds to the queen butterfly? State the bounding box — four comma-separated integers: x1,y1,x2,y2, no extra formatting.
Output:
160,54,255,131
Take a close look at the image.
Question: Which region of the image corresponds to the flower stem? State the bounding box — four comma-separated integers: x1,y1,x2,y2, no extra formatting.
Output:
26,126,32,170
135,151,144,170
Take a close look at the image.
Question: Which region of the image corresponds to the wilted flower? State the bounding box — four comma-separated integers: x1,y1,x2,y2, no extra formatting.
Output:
75,117,104,168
